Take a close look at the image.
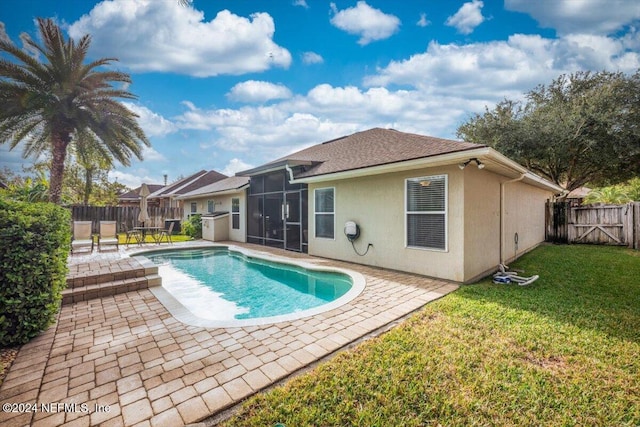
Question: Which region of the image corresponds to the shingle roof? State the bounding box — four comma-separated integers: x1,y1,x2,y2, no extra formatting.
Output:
177,170,228,194
118,184,164,200
241,128,485,178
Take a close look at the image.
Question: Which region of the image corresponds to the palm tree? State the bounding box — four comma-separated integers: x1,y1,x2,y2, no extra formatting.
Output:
0,18,149,203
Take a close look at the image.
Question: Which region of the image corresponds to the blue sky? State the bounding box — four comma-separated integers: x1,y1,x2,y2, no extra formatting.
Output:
1,0,639,188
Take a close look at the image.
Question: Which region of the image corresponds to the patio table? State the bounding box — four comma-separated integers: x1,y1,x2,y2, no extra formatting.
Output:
133,226,163,244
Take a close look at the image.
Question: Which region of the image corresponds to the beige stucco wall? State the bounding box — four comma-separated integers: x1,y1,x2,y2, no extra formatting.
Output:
308,165,466,282
181,192,246,242
501,180,550,264
308,166,553,283
462,167,502,281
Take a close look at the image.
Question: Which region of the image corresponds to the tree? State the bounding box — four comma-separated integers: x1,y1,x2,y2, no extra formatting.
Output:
0,18,149,203
457,70,640,193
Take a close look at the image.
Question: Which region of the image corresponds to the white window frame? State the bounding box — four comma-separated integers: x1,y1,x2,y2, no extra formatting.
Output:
405,174,448,252
314,187,335,240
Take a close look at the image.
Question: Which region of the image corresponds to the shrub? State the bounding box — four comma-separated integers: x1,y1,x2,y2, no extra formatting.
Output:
0,198,71,346
183,214,202,239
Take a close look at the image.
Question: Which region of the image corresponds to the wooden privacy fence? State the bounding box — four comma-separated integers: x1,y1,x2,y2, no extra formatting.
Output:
546,201,640,249
69,205,183,234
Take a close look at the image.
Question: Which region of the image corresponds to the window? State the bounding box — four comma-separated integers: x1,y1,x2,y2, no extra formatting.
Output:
207,200,214,213
190,202,197,213
314,188,334,239
232,198,240,229
406,175,447,250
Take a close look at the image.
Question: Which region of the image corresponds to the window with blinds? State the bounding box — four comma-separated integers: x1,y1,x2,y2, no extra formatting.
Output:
406,175,447,250
314,187,335,239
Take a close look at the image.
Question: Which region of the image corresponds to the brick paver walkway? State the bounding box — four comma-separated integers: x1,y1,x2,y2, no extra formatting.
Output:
0,242,458,426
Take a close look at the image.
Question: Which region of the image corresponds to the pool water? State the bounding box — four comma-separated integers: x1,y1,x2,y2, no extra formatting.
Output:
139,248,352,321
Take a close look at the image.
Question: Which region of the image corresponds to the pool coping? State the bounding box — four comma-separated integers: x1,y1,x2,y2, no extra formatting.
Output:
131,243,366,328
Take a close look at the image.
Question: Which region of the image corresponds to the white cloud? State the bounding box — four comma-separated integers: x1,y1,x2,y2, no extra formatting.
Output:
122,102,177,138
68,0,291,77
293,0,309,8
221,158,253,176
446,0,485,35
302,51,324,64
108,169,159,188
227,81,293,103
140,146,166,162
505,0,640,35
364,34,640,97
417,13,431,28
329,1,400,45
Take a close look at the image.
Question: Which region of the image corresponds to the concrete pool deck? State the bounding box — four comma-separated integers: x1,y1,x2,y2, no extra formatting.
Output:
0,241,458,426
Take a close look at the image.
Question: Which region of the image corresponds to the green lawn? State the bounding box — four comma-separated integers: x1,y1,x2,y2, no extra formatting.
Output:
222,245,640,426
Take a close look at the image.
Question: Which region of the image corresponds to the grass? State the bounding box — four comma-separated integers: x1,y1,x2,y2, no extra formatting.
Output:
222,244,640,427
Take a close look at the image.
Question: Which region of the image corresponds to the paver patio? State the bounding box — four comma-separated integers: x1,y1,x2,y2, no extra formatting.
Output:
0,241,458,426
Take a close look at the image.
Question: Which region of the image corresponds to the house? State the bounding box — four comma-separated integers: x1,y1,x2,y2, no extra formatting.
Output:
147,170,227,209
117,184,164,207
232,128,563,283
176,176,250,242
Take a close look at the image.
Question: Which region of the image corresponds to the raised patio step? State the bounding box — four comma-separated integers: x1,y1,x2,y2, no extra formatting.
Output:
64,257,161,305
62,274,162,305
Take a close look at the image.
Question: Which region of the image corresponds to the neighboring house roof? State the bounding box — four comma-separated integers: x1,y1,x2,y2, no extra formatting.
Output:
566,186,591,199
238,127,563,193
148,170,227,199
177,176,250,199
118,184,164,201
238,128,484,178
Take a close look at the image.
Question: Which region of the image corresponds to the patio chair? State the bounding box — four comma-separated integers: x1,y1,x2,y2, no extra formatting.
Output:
71,221,94,254
98,221,119,252
122,222,142,247
157,221,174,245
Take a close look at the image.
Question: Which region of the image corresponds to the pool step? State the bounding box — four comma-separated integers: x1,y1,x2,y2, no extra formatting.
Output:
63,258,161,305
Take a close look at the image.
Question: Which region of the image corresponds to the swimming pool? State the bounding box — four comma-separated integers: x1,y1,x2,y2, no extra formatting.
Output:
134,245,365,327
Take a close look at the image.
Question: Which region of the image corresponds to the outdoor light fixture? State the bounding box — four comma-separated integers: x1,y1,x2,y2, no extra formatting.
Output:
458,158,485,170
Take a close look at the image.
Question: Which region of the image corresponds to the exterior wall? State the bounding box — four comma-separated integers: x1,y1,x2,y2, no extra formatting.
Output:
501,180,550,264
308,165,553,283
462,168,502,282
308,165,466,282
180,192,246,242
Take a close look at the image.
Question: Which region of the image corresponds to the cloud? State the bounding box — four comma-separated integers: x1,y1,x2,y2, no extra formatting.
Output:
505,0,640,35
329,1,400,45
417,13,431,28
221,158,253,176
293,0,309,8
122,102,177,138
68,0,291,77
302,51,324,64
364,33,640,97
446,0,485,35
226,80,293,103
108,169,159,188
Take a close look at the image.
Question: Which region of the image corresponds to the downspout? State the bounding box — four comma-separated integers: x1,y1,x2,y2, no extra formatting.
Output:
500,174,525,265
285,164,295,183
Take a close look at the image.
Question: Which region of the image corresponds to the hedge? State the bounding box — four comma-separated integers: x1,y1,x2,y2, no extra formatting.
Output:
0,198,71,346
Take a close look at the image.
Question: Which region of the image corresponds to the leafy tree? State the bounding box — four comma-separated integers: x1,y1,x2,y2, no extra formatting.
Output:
583,186,630,205
457,70,640,193
0,18,149,204
0,171,49,202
